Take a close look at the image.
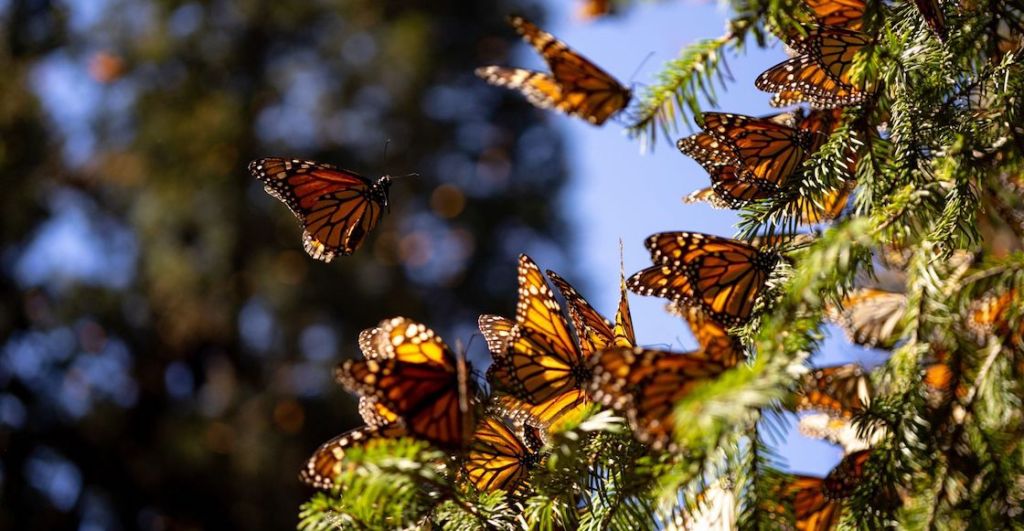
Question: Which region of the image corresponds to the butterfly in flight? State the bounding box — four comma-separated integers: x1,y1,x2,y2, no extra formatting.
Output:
756,26,871,109
628,232,779,327
481,256,594,431
463,415,544,494
476,15,631,125
249,157,404,262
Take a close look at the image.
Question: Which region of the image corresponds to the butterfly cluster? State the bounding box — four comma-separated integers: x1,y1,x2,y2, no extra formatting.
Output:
299,251,753,494
240,2,1001,528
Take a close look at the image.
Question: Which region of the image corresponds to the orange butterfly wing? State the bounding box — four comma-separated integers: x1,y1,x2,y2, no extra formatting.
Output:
804,0,866,30
756,28,870,109
701,112,817,186
476,16,630,125
590,347,727,449
668,303,745,367
825,288,907,347
796,364,872,418
678,133,781,207
630,232,777,326
546,269,615,354
249,157,389,261
335,318,475,449
299,424,407,489
464,416,543,493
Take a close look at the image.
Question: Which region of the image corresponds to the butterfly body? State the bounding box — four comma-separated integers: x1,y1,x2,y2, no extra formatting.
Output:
476,16,630,125
249,157,393,261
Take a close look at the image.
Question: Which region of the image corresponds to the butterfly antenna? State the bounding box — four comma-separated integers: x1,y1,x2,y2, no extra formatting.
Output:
455,337,474,413
618,238,626,282
627,51,655,86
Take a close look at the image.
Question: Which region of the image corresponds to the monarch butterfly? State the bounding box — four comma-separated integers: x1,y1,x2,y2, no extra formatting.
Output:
766,450,874,530
463,415,544,493
795,364,872,419
299,423,407,489
912,0,947,42
335,317,477,449
667,302,745,367
822,450,872,499
249,157,394,262
577,0,613,19
476,16,631,125
804,0,865,30
825,288,907,348
756,28,870,108
798,413,874,453
678,113,818,208
702,112,820,184
546,269,636,352
966,289,1019,342
628,232,779,326
767,475,843,531
484,256,591,428
590,347,728,449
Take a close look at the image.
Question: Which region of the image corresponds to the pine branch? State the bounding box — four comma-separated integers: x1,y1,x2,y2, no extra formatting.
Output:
625,34,737,151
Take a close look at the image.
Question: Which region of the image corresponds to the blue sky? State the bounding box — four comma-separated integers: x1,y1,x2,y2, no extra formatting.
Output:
537,0,887,476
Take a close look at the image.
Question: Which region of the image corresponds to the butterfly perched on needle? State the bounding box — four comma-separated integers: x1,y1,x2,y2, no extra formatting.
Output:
765,450,876,531
480,256,596,431
589,347,728,450
795,364,873,420
463,414,544,494
335,317,478,449
249,157,401,262
301,318,478,488
677,112,822,208
476,15,631,125
628,232,780,327
299,423,407,489
756,26,871,109
825,288,907,348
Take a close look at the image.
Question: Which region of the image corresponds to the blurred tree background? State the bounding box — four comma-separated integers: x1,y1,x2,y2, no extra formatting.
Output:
0,1,571,529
